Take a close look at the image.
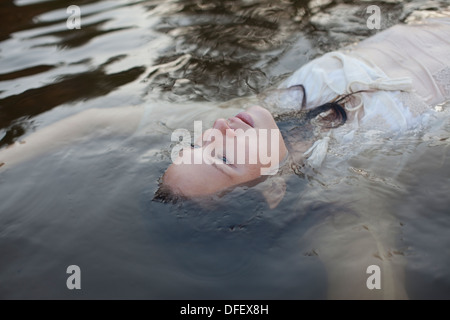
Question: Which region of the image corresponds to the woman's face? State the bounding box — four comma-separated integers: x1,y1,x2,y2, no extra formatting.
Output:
163,105,288,197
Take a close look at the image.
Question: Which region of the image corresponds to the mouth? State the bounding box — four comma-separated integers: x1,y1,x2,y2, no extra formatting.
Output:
235,112,254,128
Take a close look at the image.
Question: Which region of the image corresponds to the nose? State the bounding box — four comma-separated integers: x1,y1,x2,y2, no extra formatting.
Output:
212,118,230,135
202,118,231,145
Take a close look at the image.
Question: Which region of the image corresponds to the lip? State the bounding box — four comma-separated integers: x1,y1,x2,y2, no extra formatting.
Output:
235,112,254,128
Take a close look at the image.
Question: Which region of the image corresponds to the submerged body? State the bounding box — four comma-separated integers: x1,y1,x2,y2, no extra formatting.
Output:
272,18,450,299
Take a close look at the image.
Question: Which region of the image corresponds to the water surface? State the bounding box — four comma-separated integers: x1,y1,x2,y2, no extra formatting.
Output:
0,0,449,299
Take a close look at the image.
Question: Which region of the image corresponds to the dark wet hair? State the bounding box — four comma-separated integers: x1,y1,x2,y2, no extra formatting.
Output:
153,180,186,204
273,84,351,128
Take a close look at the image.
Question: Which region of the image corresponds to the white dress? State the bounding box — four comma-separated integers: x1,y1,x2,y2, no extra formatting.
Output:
277,17,450,168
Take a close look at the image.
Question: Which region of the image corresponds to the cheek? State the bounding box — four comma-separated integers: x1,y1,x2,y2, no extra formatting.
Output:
234,136,259,156
226,133,268,169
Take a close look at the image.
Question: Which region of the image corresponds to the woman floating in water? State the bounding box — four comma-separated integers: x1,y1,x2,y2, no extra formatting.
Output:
156,16,450,205
1,16,449,209
1,14,448,300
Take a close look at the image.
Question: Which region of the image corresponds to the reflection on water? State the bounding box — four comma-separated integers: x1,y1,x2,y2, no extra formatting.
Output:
0,0,450,299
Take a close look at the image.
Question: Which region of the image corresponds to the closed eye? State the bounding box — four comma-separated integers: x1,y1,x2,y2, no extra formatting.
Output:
191,143,231,166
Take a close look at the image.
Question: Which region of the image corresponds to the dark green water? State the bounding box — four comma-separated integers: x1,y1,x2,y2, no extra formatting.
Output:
0,0,449,299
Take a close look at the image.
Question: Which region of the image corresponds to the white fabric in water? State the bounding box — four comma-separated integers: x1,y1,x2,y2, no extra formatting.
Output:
278,17,450,167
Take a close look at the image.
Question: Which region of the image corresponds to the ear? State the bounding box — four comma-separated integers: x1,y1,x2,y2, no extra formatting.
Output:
258,177,286,209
